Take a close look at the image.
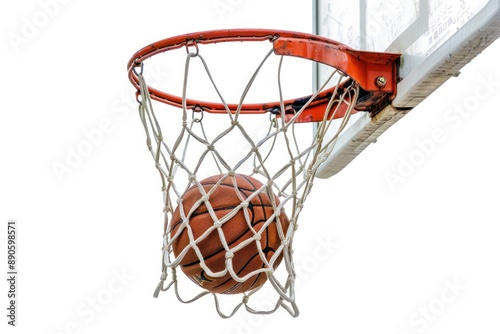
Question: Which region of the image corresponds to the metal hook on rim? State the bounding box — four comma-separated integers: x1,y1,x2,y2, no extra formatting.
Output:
135,91,143,104
185,39,199,57
192,106,204,122
132,60,144,76
269,112,279,128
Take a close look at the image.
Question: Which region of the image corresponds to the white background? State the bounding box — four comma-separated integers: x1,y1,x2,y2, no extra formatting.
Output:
1,1,500,333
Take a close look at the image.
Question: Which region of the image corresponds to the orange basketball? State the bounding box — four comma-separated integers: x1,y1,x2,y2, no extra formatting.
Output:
170,174,289,294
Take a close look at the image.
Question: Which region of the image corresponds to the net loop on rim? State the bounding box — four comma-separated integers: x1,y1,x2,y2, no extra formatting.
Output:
128,29,399,318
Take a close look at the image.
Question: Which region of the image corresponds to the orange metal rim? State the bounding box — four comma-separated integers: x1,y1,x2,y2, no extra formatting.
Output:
127,29,400,122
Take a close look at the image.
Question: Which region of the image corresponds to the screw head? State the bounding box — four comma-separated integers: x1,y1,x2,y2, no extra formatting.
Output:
375,76,387,88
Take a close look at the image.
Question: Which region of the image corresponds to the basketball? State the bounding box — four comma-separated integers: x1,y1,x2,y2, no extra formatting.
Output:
170,173,289,294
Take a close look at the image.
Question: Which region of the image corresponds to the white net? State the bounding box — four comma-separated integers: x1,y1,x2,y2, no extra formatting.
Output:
133,42,359,317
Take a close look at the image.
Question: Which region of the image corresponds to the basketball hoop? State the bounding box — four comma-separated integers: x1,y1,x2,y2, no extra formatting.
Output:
127,29,399,317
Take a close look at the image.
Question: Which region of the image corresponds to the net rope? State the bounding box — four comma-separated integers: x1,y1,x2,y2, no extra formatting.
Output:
134,45,359,317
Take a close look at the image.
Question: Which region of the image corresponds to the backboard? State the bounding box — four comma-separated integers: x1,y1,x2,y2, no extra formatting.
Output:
314,0,500,178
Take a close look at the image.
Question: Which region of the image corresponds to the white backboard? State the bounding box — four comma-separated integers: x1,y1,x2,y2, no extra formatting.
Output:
315,0,500,177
